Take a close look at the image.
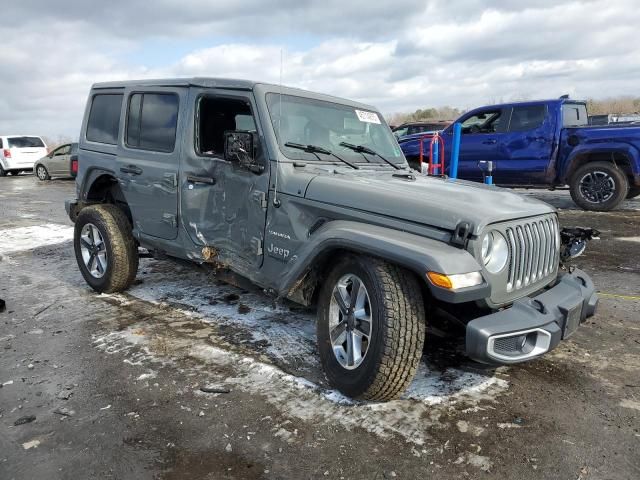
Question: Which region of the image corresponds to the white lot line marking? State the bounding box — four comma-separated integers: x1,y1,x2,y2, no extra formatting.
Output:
619,399,640,411
0,224,73,254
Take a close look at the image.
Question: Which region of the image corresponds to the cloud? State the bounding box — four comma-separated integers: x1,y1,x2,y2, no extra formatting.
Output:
1,0,639,138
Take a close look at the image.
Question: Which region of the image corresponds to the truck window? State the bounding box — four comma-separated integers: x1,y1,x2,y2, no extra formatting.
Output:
196,96,256,158
508,105,546,132
126,93,179,152
461,109,507,134
562,103,588,127
86,94,123,145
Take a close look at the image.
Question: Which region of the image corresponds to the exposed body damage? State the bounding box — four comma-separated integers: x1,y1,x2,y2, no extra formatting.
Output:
66,77,598,400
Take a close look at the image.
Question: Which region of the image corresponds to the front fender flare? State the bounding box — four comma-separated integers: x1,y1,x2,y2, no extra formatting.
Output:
279,220,489,304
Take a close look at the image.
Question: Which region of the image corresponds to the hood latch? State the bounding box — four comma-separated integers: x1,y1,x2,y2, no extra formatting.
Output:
450,221,472,249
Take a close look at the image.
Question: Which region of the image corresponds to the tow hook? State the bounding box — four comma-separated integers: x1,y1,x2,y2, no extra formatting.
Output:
560,227,600,263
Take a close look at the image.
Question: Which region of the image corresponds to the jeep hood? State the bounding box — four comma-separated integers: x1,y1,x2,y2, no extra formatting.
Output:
304,172,555,235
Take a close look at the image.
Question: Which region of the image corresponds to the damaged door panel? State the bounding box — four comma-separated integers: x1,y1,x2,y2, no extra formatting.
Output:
180,89,270,268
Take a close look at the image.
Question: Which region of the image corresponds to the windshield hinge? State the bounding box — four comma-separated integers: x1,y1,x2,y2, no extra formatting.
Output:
251,237,264,256
450,221,472,248
252,191,268,209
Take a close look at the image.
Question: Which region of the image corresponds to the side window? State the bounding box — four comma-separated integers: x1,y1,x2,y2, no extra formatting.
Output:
126,93,179,152
54,145,71,155
509,105,546,132
461,109,508,134
196,96,255,157
86,94,123,144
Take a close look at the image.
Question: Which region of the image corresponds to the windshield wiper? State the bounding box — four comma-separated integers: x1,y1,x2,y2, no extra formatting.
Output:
338,142,401,170
284,142,359,170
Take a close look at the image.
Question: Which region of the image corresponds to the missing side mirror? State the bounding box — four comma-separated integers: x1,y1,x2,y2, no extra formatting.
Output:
224,131,263,173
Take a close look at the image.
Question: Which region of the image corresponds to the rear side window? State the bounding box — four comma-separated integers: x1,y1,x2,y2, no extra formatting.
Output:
509,105,546,132
8,136,45,148
126,93,179,152
563,104,588,127
86,94,123,144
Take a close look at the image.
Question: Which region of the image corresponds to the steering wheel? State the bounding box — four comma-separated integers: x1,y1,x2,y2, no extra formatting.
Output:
469,124,481,134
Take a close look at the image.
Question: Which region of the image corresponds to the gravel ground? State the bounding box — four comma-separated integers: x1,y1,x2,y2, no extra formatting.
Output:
0,175,638,480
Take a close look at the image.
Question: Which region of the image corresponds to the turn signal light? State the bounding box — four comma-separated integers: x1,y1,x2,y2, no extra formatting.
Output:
427,272,453,289
427,271,483,290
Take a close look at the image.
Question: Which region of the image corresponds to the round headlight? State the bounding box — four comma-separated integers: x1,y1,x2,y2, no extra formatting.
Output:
481,231,509,273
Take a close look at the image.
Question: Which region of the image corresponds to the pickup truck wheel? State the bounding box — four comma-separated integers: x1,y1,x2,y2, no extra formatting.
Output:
36,165,50,181
317,256,425,401
0,166,5,177
73,204,139,293
627,186,640,199
569,162,628,211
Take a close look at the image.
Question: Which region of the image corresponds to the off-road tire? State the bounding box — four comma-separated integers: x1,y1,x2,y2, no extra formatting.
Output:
569,161,628,211
317,255,425,401
74,204,138,293
36,165,50,181
627,186,640,200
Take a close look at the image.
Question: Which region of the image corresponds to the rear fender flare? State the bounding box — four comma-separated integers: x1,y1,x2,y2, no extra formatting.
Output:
81,167,118,202
561,144,640,183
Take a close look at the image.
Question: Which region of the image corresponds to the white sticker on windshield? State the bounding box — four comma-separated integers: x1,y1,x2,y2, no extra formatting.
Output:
355,109,381,124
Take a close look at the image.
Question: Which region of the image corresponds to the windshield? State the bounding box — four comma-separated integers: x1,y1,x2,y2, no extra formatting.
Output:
266,93,404,165
8,136,45,148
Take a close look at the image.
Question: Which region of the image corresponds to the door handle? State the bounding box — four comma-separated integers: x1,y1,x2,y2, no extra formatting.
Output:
482,139,497,145
187,174,216,185
120,165,143,175
534,137,547,143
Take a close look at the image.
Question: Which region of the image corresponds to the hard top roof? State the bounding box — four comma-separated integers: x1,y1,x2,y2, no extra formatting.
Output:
91,77,379,112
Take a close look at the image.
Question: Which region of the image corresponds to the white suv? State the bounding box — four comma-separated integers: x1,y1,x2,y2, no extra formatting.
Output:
0,135,48,176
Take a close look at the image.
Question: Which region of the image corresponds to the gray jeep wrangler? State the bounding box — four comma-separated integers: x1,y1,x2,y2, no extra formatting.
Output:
66,78,598,401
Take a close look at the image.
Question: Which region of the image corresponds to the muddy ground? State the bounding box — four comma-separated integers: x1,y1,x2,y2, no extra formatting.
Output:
0,175,638,480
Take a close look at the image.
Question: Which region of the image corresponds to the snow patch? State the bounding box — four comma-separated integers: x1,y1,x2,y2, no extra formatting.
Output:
620,399,640,411
0,224,73,254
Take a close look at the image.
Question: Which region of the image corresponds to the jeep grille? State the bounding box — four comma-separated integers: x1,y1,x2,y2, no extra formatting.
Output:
505,215,559,293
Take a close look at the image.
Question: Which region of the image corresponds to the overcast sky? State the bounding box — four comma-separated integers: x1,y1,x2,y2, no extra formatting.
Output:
2,0,638,139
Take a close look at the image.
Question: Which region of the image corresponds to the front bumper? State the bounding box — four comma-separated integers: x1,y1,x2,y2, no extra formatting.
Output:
466,268,598,364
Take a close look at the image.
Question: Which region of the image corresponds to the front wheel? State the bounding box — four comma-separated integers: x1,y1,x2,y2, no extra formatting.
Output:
569,161,628,211
0,165,6,177
74,204,139,293
317,255,425,401
36,165,50,181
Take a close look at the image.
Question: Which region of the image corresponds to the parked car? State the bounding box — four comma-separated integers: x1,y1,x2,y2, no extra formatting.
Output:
65,78,597,401
0,135,48,176
392,121,450,139
34,142,79,180
399,98,640,210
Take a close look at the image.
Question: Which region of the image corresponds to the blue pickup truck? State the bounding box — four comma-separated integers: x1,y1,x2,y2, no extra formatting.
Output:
398,98,640,211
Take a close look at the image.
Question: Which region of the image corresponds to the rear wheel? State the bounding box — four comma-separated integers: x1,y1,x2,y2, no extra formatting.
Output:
569,161,628,211
317,255,425,401
627,186,640,199
74,204,139,293
0,166,5,177
36,165,50,181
